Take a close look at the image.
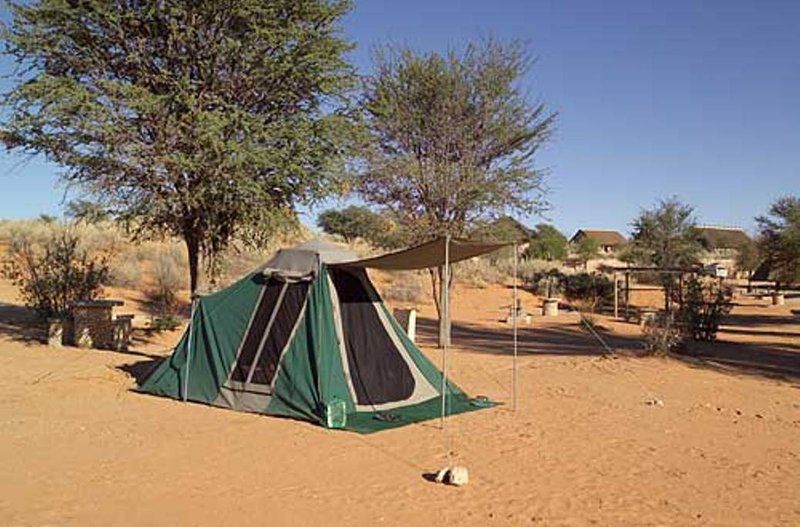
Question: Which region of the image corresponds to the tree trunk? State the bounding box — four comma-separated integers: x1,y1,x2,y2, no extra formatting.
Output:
428,266,451,348
185,233,201,297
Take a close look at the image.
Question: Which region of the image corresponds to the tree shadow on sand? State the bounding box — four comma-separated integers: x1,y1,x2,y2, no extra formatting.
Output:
415,314,800,383
678,340,800,383
415,315,646,357
0,301,45,345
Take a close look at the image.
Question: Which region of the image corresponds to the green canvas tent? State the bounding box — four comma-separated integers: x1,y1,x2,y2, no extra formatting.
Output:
138,239,503,433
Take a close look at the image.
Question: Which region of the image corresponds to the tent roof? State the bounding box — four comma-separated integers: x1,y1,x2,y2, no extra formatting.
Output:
333,237,510,271
261,239,358,279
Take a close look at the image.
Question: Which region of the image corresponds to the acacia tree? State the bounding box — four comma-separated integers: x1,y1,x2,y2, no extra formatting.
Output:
756,195,800,289
1,0,356,294
525,223,568,261
317,206,390,244
574,236,599,271
358,40,556,345
735,238,761,279
628,198,702,310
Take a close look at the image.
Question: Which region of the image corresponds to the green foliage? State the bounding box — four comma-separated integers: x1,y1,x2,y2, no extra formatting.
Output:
756,195,800,287
524,269,565,298
358,39,556,242
627,197,702,309
628,197,701,268
471,216,531,243
357,38,556,340
562,273,614,313
525,223,568,261
65,199,109,224
734,238,761,275
317,206,391,244
2,231,109,317
525,269,612,311
150,314,182,333
1,0,357,293
679,276,733,342
574,236,600,268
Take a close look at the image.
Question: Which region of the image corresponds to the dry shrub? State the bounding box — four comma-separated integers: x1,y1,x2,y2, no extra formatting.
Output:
146,246,186,313
454,256,507,287
214,246,271,287
642,313,684,355
2,230,109,317
107,257,145,288
381,271,424,304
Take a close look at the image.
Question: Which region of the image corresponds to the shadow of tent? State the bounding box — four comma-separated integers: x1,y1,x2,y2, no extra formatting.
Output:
118,357,163,385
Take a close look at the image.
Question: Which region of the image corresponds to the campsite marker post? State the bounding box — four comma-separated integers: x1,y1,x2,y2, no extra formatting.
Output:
183,296,198,402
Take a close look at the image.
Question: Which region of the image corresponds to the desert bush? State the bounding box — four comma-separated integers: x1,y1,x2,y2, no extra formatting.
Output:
680,276,733,342
107,255,145,288
146,247,186,313
381,271,424,303
454,256,508,287
2,231,109,317
150,314,182,332
642,313,684,355
563,273,614,313
524,269,565,298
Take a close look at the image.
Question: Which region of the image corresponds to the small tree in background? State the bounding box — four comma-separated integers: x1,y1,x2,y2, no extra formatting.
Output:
317,206,391,244
680,276,732,343
357,39,556,345
525,223,568,261
627,198,702,310
734,237,761,278
574,236,599,270
756,195,800,290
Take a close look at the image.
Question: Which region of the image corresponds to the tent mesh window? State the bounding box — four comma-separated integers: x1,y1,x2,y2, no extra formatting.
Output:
329,267,415,405
230,278,310,386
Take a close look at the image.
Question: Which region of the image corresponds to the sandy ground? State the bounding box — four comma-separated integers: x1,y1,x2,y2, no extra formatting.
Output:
1,277,799,526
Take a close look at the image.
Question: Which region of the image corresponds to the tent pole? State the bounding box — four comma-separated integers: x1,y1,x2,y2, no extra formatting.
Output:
440,235,450,433
183,296,197,402
513,242,518,412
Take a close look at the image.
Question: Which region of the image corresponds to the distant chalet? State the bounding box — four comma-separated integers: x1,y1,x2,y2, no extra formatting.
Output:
694,225,751,251
570,229,627,254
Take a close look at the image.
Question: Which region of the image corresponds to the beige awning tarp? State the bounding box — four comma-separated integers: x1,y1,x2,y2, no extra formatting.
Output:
333,237,510,271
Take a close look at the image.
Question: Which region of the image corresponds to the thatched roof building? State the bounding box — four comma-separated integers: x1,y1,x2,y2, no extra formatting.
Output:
695,226,751,250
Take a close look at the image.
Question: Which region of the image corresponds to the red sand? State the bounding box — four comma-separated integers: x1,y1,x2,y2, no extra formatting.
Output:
0,278,798,526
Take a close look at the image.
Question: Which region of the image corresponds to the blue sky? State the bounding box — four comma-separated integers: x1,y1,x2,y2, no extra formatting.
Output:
1,0,798,237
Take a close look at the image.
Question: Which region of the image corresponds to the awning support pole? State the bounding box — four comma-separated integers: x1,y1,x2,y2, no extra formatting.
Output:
183,297,198,402
440,235,450,433
613,272,619,319
513,242,518,412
